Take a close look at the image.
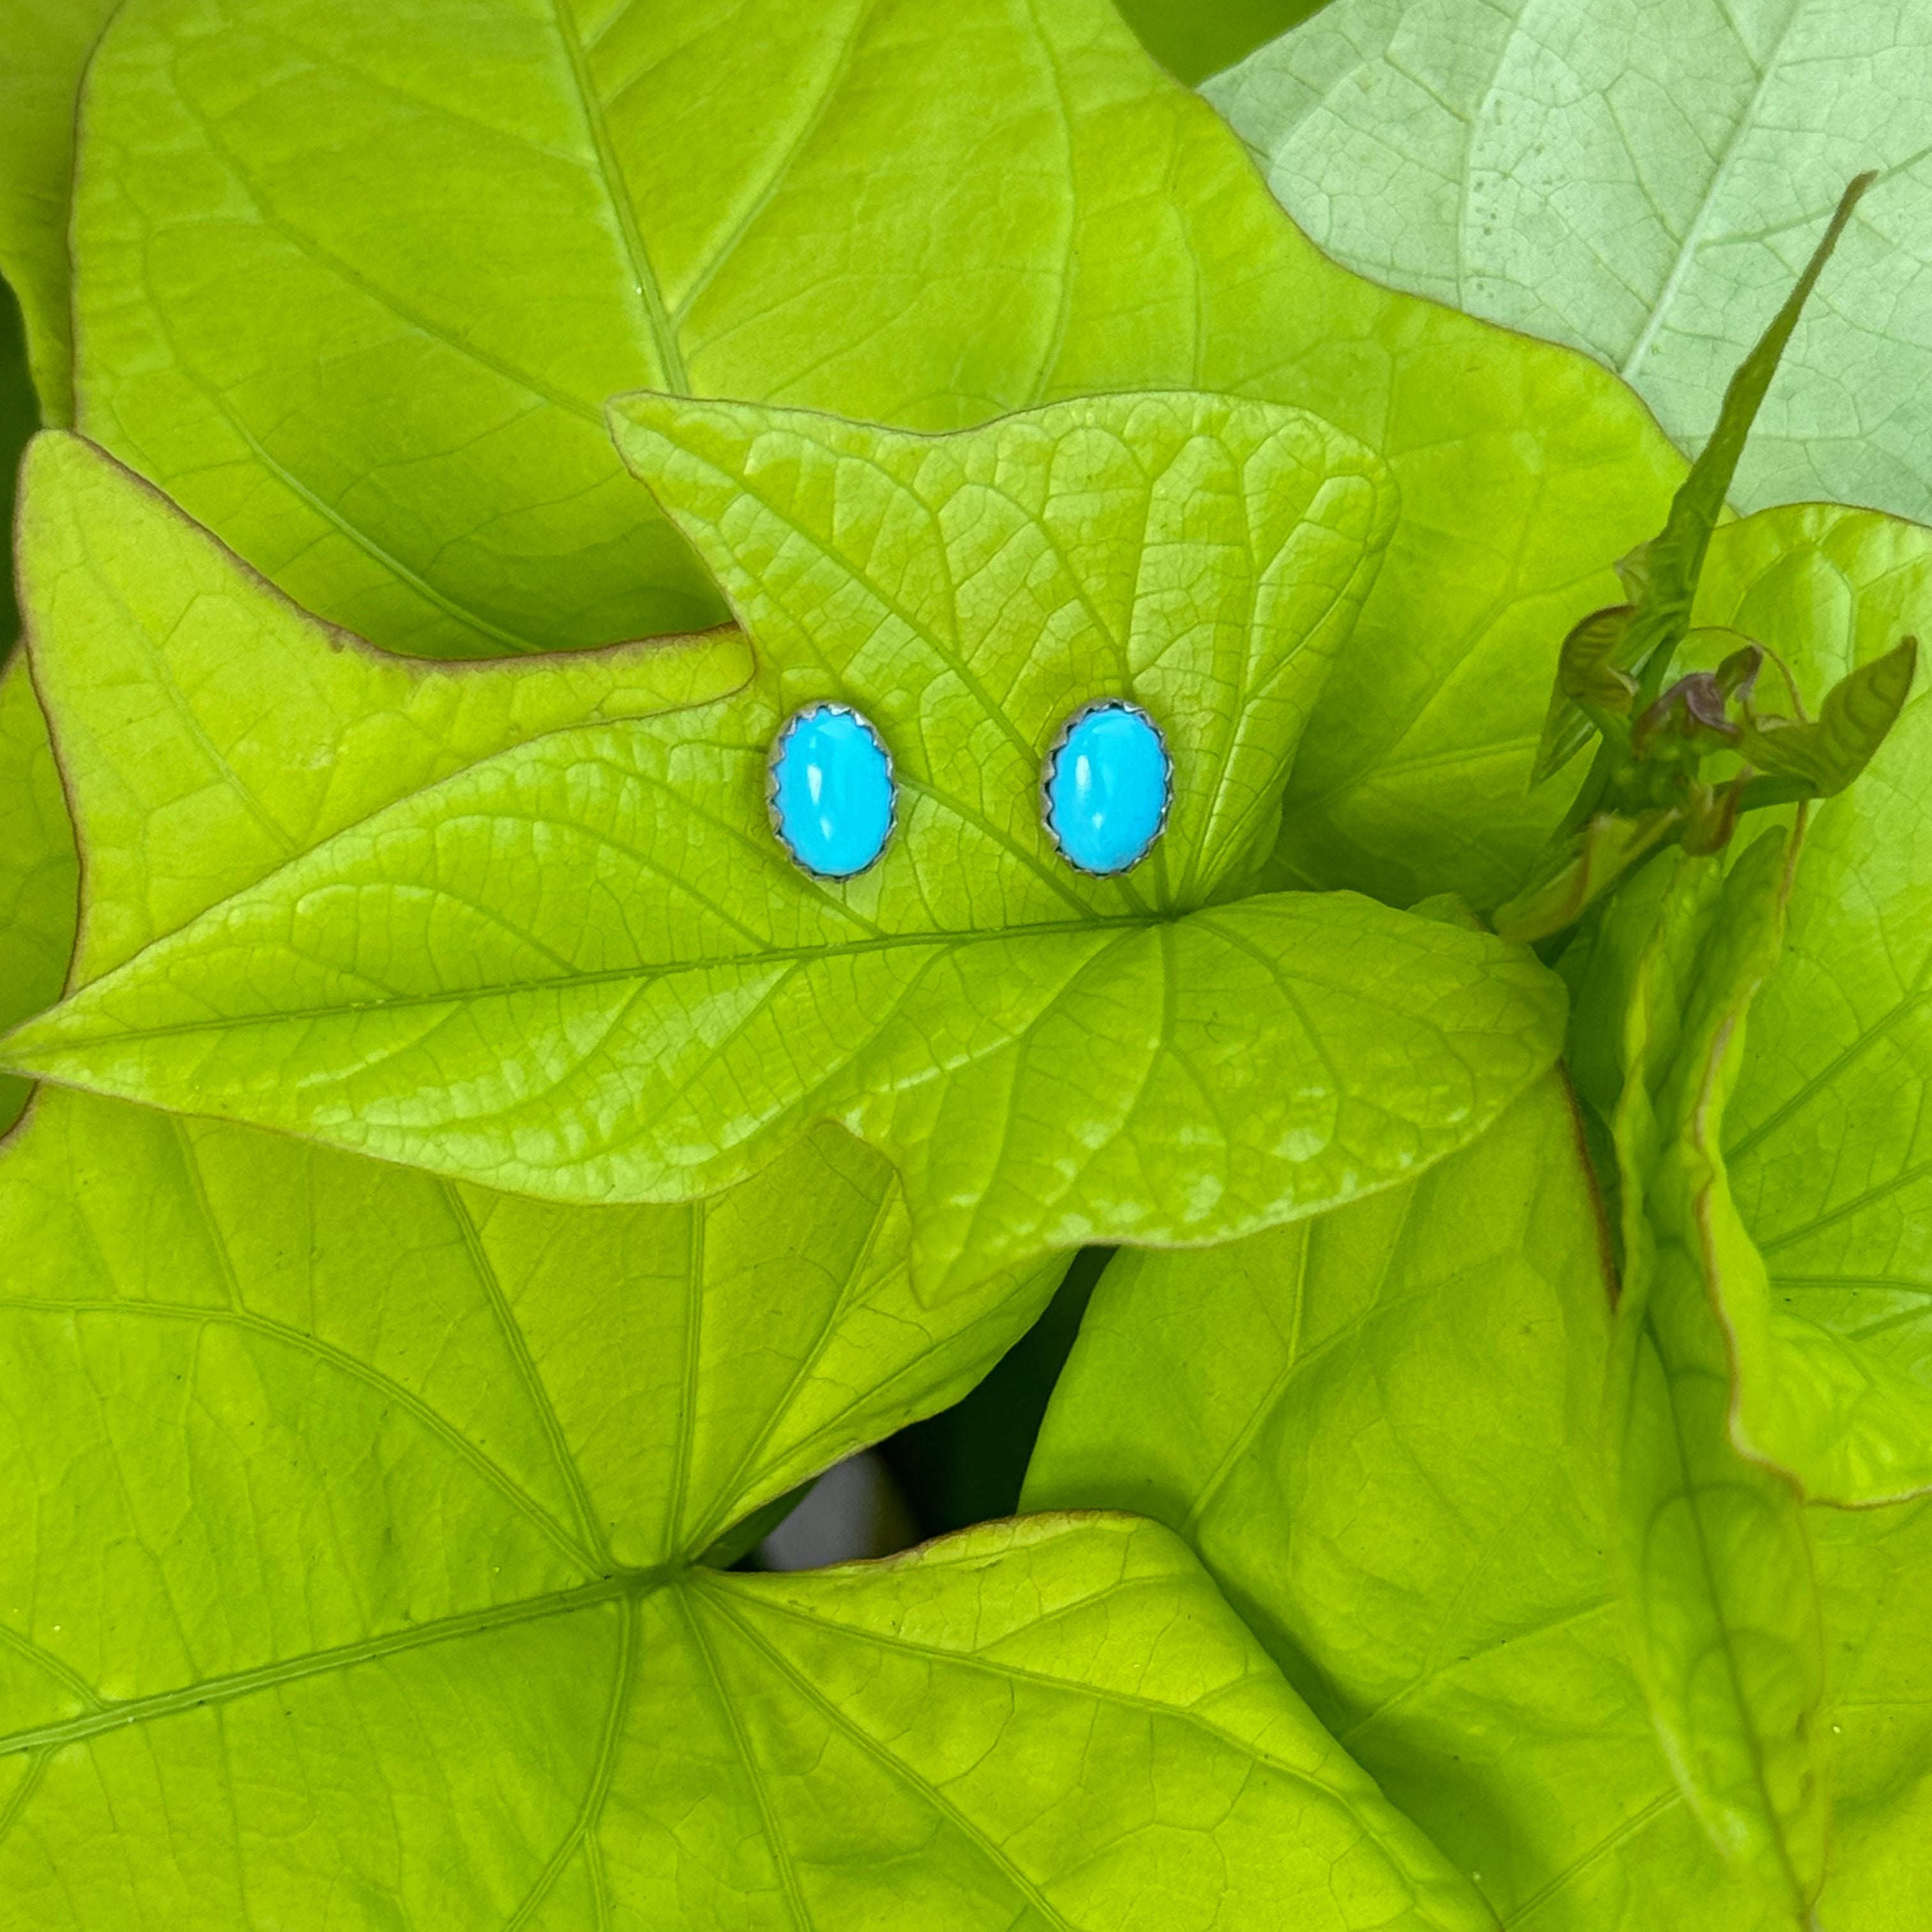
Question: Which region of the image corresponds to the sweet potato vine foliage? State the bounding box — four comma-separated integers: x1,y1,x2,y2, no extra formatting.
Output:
3,2,1932,1929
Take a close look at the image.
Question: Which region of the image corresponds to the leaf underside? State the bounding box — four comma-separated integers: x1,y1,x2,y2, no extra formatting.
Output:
1214,0,1932,528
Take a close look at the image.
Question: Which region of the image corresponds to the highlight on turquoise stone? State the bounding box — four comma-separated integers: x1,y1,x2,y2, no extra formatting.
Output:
767,702,897,878
1042,700,1172,875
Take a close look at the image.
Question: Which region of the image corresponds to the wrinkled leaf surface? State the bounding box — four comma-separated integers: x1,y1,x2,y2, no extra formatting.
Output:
6,399,1567,1302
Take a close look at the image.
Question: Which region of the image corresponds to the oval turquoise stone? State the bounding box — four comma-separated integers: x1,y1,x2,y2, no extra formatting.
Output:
1044,702,1170,875
769,703,896,878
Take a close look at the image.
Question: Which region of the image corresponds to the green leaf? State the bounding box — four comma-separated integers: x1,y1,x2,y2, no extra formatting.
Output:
1210,0,1932,528
1533,602,1638,783
17,431,748,987
1492,804,1684,946
71,0,1680,912
1027,1075,1779,1929
0,1087,1491,1929
1809,1500,1932,1923
1118,0,1332,84
1590,836,1827,1916
1689,505,1932,1505
0,648,77,1134
1736,636,1918,799
1026,1054,1932,1926
1532,174,1870,806
0,0,121,420
4,394,1567,1302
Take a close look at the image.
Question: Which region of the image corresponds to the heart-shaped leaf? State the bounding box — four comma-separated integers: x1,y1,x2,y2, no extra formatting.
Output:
1212,0,1932,527
3,394,1567,1301
63,0,1680,918
0,1081,1491,1931
1027,1056,1932,1928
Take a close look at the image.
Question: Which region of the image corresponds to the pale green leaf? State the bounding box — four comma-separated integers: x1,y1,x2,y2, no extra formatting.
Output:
1026,1076,1785,1929
0,0,121,420
3,394,1567,1302
1589,837,1827,1916
0,1086,1489,1929
0,649,77,1133
1686,505,1932,1504
1211,0,1932,527
71,0,1680,908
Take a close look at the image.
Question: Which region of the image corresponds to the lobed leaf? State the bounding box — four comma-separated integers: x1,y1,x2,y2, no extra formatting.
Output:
1027,1057,1932,1927
0,1084,1488,1931
63,0,1680,913
15,432,750,987
3,395,1568,1303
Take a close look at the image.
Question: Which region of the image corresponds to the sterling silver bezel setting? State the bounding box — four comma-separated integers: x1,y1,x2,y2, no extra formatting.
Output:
1039,698,1173,877
767,700,899,880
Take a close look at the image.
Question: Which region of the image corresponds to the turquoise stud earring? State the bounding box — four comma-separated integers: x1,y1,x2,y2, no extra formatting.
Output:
768,702,896,878
1041,700,1171,875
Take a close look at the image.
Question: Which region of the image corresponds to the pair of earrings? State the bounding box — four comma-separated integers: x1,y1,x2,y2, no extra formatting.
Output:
769,700,1172,880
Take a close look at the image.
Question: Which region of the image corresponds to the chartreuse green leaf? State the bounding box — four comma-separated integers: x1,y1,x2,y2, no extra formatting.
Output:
1209,0,1932,527
0,0,121,419
1025,1076,1767,1931
0,647,77,1133
0,1096,1486,1927
72,0,1680,910
13,431,748,986
4,394,1568,1302
1024,1060,1932,1928
1117,0,1331,84
1807,1499,1932,1923
0,1089,1496,1931
1675,504,1932,1505
1589,836,1827,1917
0,443,1483,1917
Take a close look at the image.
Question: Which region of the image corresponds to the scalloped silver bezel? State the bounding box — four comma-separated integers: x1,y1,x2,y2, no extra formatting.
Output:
1040,698,1172,877
767,700,898,880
